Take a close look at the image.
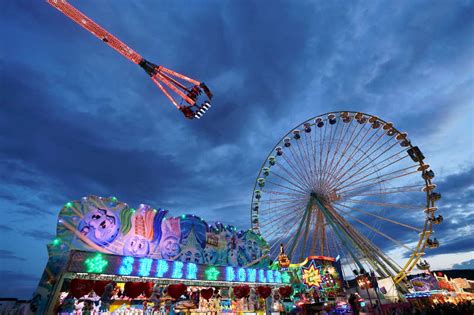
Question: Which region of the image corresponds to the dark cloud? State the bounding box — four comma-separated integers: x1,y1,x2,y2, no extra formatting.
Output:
452,259,474,270
0,225,14,232
0,250,26,261
22,230,55,242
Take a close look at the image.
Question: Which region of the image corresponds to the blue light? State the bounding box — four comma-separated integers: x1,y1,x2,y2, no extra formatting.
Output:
258,269,267,282
186,263,198,280
138,258,153,277
172,261,184,279
274,271,282,283
238,268,246,282
226,266,235,282
267,270,274,282
119,256,134,275
247,269,257,282
156,260,169,277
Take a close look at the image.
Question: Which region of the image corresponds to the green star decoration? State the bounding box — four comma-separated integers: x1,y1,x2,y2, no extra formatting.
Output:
85,253,109,273
281,271,291,283
205,266,220,281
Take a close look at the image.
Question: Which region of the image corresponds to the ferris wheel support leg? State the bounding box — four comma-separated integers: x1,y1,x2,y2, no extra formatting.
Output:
287,201,312,260
313,196,365,271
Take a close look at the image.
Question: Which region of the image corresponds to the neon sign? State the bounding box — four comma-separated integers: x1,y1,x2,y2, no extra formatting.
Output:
68,250,290,284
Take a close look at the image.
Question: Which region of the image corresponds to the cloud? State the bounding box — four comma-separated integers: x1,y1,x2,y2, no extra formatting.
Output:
0,250,26,261
452,259,474,270
23,230,55,242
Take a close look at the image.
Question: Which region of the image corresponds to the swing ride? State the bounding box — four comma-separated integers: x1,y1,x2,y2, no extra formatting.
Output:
47,0,213,120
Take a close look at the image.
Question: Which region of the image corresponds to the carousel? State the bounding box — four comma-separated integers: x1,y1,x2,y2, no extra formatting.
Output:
31,196,293,314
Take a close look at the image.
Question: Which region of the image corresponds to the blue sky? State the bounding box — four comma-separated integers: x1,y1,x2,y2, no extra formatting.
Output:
1,0,473,298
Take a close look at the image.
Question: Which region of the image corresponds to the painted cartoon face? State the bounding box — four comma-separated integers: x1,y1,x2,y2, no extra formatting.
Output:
182,248,203,264
78,208,120,246
204,247,218,264
123,235,150,257
160,236,180,259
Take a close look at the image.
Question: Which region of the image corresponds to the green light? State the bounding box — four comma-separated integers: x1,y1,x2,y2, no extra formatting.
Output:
205,266,220,281
65,202,73,208
131,208,136,213
111,196,117,202
181,214,186,219
281,272,291,284
153,209,157,213
52,238,61,246
84,253,109,273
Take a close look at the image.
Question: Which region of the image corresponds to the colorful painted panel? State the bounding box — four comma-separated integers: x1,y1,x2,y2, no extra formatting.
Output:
54,196,269,268
410,274,440,292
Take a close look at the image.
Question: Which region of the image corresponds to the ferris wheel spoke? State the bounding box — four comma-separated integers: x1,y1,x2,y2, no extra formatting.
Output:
320,122,340,191
276,155,313,190
260,200,306,214
331,143,406,191
260,207,305,229
261,189,307,198
270,166,309,192
331,130,389,189
258,196,309,204
270,214,299,250
321,122,345,188
259,199,307,212
324,120,364,187
334,134,399,187
265,179,308,195
340,184,425,198
335,155,412,192
332,205,415,252
264,211,305,242
288,144,314,189
301,135,320,190
333,145,407,190
340,199,424,210
328,124,378,188
333,202,423,231
259,202,306,218
304,131,318,187
336,166,419,195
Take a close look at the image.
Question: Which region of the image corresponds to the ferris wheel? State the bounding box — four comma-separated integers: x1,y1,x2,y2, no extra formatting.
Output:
250,111,442,285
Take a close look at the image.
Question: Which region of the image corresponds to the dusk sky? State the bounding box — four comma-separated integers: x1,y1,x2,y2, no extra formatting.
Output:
1,0,473,299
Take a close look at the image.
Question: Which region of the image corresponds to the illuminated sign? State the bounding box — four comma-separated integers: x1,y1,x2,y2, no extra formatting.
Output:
301,261,323,288
67,250,290,285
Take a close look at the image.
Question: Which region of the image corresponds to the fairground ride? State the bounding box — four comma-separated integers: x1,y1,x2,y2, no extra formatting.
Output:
250,111,443,289
47,0,213,120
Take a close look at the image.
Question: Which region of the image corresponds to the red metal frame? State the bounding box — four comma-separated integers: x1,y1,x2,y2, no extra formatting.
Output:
47,0,212,119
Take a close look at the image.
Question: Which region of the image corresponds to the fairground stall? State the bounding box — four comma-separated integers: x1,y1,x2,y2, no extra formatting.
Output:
31,196,293,314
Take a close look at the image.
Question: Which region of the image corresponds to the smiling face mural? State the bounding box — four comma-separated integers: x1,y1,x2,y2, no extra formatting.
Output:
78,208,121,246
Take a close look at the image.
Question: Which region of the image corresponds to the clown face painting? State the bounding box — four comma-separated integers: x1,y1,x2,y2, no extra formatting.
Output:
123,235,150,257
78,208,120,246
181,248,204,264
160,236,180,259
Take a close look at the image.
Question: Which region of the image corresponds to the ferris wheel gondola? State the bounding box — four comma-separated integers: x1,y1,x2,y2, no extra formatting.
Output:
250,111,442,285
